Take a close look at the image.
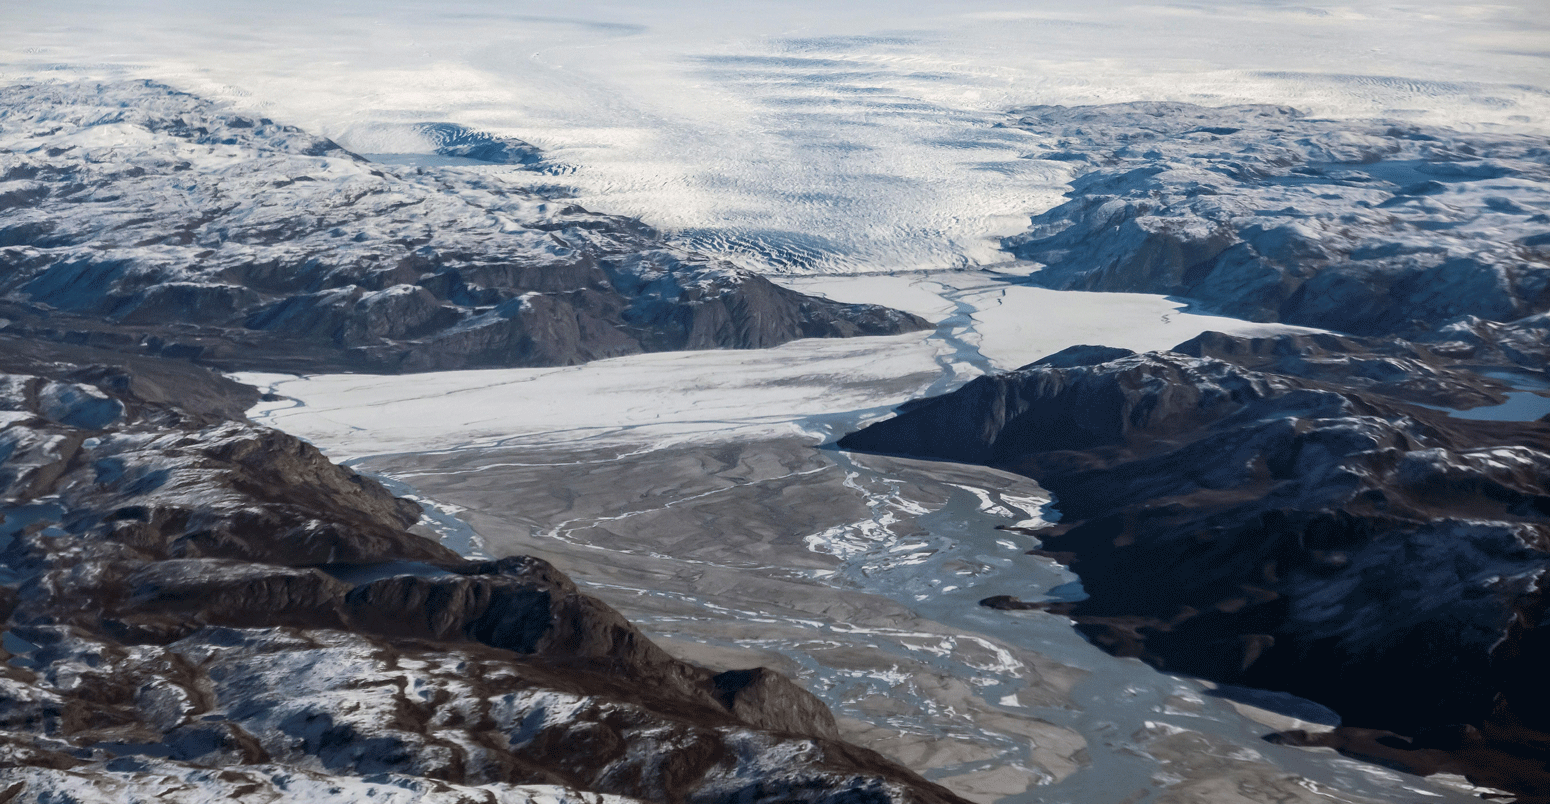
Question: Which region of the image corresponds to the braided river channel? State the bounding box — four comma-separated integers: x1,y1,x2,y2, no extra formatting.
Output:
242,270,1492,804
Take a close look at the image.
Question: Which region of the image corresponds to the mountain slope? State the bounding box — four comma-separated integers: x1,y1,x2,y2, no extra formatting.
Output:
1003,103,1550,342
0,339,967,804
0,80,928,373
838,338,1550,797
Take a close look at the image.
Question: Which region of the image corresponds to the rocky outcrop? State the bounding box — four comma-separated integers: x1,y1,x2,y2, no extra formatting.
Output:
0,80,929,374
1170,329,1543,410
838,339,1550,797
0,343,967,804
1417,311,1550,368
970,101,1550,796
1001,102,1550,341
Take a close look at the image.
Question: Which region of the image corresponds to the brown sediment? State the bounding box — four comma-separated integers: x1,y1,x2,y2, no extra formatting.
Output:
361,438,1099,801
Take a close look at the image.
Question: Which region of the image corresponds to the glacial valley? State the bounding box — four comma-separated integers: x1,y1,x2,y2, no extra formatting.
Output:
2,3,1550,803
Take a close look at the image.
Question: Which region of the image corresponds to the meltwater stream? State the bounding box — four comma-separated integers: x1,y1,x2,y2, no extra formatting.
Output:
754,293,1480,803
791,421,1471,803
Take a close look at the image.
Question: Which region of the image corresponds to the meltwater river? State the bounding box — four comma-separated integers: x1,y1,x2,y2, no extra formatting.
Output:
242,270,1491,804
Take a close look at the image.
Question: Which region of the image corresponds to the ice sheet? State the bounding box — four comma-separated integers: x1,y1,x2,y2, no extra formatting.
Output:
4,1,1544,274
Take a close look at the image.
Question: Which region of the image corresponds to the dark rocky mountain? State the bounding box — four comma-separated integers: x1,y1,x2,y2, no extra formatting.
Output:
1002,102,1550,343
0,339,968,804
947,102,1550,795
0,80,928,374
1170,328,1550,409
838,337,1550,798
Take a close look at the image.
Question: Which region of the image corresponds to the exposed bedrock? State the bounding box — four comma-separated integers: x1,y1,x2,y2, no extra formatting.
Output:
1001,102,1550,341
0,343,963,804
0,80,928,373
1172,328,1550,409
838,338,1550,795
981,101,1550,794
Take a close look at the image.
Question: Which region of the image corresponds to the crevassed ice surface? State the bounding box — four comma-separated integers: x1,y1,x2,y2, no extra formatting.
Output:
3,0,1547,274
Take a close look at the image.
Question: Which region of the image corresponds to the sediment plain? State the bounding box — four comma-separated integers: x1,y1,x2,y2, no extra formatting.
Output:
243,271,1500,803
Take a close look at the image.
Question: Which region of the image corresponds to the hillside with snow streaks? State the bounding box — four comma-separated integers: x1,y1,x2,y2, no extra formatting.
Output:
1003,103,1550,342
0,80,926,373
0,337,968,804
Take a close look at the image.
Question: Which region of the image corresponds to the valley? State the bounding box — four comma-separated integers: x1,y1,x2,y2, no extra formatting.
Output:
2,2,1548,800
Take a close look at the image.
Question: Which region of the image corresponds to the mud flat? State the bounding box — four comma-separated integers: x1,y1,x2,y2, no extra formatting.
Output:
354,436,1490,804
365,439,1087,799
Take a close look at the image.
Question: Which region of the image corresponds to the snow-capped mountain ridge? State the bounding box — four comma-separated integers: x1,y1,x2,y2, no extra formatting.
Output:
1003,102,1550,341
0,79,927,373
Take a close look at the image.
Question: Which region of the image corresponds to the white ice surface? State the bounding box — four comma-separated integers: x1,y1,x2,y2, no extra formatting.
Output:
777,275,964,321
4,1,1546,274
237,329,951,456
959,284,1326,370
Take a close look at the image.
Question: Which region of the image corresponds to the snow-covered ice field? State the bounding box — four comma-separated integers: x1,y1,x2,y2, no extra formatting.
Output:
4,0,1547,273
